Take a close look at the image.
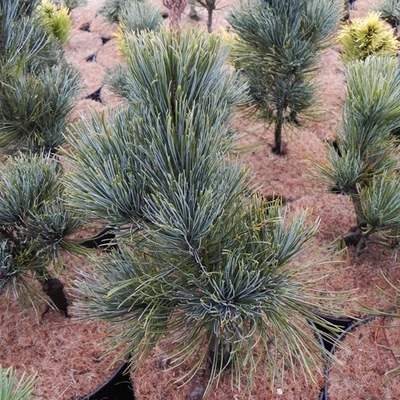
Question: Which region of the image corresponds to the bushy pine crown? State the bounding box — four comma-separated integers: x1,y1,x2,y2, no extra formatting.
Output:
337,11,399,62
373,0,400,30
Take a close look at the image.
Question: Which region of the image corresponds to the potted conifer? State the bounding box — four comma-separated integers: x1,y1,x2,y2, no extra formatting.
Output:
0,154,84,315
65,26,345,398
0,0,85,313
314,56,400,256
227,0,341,155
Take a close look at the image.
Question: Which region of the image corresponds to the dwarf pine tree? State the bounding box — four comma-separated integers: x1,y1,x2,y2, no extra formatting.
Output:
314,56,400,254
0,0,83,314
0,0,80,155
66,27,342,394
0,154,84,314
228,0,341,155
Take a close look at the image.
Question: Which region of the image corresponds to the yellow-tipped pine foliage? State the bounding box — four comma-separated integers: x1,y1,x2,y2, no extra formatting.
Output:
37,0,71,45
337,11,399,62
115,27,128,56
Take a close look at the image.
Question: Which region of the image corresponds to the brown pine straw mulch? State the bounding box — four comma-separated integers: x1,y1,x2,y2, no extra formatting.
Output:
1,0,400,399
328,315,400,400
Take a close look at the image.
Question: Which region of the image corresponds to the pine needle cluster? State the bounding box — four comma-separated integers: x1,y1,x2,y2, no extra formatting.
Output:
37,0,71,45
337,11,399,62
101,0,162,45
0,365,38,400
116,0,162,46
374,0,400,32
100,0,129,23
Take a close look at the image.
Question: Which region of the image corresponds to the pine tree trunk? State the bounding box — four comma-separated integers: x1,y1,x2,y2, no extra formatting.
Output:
343,187,368,249
206,0,215,33
207,8,213,33
273,108,283,155
348,188,363,226
41,277,69,317
208,331,231,369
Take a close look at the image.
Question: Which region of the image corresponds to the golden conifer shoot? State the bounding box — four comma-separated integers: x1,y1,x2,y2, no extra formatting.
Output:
337,11,399,62
37,0,71,45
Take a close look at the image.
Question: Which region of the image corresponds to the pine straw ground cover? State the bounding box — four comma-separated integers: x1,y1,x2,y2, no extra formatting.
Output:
1,0,400,399
328,314,400,399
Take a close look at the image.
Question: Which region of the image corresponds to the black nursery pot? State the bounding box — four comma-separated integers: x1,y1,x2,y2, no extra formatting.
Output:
80,360,135,400
79,229,131,400
79,227,119,252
